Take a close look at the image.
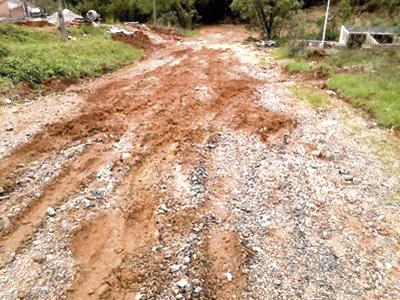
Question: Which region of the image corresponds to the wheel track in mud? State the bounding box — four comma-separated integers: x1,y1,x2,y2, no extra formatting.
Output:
0,39,294,299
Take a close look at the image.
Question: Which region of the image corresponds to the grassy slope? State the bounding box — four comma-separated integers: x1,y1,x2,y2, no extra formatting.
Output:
326,50,400,129
281,48,400,130
0,24,143,93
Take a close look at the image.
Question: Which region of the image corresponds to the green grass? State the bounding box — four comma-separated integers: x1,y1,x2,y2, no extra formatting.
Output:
290,86,331,108
328,73,400,129
286,61,310,74
278,46,400,130
175,27,199,37
0,23,143,92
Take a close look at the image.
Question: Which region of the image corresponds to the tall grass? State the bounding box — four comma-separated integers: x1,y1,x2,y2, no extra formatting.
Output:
0,24,143,92
276,47,400,130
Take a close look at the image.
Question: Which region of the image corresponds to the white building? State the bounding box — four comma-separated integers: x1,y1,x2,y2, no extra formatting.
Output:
339,25,400,48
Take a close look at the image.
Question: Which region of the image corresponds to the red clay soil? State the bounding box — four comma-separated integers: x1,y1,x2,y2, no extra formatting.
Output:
0,28,294,299
112,31,158,52
150,26,183,40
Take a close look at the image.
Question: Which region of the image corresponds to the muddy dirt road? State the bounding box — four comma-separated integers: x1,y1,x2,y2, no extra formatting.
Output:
0,26,399,299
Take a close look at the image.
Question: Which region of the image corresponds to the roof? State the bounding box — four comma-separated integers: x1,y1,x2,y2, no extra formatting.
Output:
344,26,397,34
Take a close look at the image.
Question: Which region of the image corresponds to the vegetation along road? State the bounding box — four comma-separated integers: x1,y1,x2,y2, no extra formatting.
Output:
0,23,399,299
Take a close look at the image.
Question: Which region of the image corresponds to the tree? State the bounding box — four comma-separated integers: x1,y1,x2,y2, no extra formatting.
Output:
231,0,303,39
153,0,157,25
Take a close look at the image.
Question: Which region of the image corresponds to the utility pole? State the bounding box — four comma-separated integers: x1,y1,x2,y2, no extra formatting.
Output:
22,0,29,18
56,0,68,41
321,0,331,48
153,0,157,26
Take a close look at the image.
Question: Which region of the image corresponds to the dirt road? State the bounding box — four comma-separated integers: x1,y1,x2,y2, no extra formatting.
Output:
0,26,399,299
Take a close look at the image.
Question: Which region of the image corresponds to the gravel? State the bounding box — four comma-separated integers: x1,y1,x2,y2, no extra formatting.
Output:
0,28,399,300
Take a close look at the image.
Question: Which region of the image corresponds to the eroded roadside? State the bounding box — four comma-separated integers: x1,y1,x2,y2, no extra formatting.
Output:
0,26,399,300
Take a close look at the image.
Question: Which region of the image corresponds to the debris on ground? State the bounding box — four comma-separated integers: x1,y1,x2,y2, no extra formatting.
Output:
255,39,277,48
0,25,399,300
110,26,157,51
47,9,84,26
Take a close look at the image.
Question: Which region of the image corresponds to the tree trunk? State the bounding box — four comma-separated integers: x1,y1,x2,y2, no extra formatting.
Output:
266,12,274,39
253,0,268,38
265,0,277,39
56,0,68,41
153,0,157,26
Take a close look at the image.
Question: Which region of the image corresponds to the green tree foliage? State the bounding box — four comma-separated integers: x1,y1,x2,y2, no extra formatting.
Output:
231,0,303,38
34,0,399,29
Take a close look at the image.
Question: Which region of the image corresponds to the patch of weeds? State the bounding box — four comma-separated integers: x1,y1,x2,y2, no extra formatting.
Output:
0,77,14,92
286,61,310,74
312,62,333,76
290,85,331,108
68,24,108,37
273,48,290,59
0,23,144,92
175,27,199,37
284,47,400,131
328,73,400,129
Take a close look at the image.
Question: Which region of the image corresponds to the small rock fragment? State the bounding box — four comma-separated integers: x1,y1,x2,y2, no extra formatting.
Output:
158,203,169,214
82,199,94,208
33,254,46,264
311,150,321,158
344,175,354,182
135,293,143,300
47,207,56,217
177,278,189,289
97,284,111,297
274,278,282,286
60,219,70,231
326,90,336,96
225,272,233,282
170,264,181,272
121,152,131,161
0,216,11,232
17,290,27,299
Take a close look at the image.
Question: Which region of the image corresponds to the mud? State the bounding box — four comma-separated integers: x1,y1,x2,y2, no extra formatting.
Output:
0,26,291,299
150,26,183,40
112,31,159,52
